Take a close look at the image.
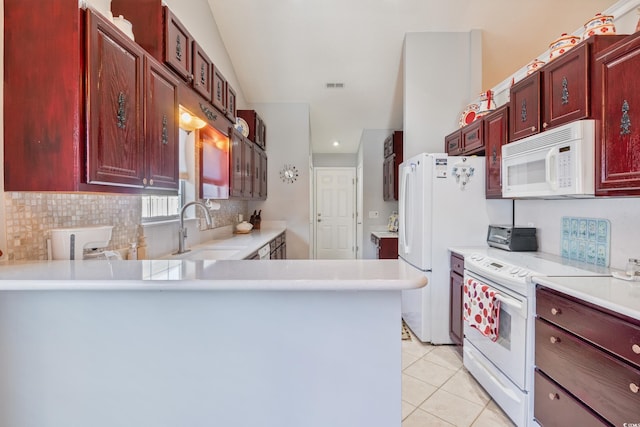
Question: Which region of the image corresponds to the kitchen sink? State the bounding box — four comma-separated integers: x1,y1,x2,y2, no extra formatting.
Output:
170,248,240,260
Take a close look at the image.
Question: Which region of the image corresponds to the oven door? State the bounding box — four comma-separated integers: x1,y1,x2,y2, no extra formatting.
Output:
463,270,528,390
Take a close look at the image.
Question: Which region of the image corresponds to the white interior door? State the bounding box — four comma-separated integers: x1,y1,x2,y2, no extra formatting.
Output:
315,167,356,259
356,164,363,259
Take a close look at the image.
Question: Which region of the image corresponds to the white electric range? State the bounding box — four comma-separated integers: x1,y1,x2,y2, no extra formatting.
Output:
452,247,610,427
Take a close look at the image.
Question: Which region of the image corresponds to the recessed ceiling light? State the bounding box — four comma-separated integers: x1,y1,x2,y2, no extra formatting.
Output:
333,141,340,147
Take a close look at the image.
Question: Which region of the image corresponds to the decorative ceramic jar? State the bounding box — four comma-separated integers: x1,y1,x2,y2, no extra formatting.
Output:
548,33,581,61
583,13,616,40
475,90,496,120
526,58,546,75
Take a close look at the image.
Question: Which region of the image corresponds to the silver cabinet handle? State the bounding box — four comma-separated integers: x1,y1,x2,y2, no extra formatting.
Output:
548,393,559,401
549,336,560,344
633,344,640,354
630,383,639,394
551,307,560,316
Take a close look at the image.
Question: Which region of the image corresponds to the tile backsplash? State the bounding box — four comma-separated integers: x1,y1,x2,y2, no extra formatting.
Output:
3,192,246,261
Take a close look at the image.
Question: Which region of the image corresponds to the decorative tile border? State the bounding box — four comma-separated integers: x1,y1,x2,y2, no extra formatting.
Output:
561,216,610,267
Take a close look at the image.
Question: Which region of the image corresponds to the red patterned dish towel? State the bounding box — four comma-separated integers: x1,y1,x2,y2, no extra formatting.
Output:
463,277,501,341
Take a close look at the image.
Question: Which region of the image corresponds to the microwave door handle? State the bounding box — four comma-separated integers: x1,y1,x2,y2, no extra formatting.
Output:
545,148,558,190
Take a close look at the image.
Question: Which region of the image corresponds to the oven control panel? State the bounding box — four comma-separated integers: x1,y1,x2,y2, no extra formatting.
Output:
466,254,534,289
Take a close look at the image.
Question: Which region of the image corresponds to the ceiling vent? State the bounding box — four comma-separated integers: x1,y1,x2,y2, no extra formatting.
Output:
325,82,345,89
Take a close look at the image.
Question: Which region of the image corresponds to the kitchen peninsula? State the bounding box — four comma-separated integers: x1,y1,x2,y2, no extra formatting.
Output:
0,259,425,427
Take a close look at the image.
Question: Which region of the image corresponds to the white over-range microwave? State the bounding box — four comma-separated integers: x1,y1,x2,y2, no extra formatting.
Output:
502,119,595,198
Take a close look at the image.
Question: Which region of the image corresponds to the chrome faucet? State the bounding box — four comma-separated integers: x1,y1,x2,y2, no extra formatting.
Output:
174,201,213,255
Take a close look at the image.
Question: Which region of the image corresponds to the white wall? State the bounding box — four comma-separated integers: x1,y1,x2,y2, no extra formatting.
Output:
514,198,640,271
311,153,357,167
248,103,311,259
359,130,399,259
403,30,482,159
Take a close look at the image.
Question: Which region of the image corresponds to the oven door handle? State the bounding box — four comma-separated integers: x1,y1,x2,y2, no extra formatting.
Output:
495,294,526,318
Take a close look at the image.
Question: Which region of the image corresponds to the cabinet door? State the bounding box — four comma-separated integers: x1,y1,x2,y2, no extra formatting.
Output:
242,137,254,198
253,145,262,199
449,271,463,346
86,10,145,187
484,105,509,198
259,148,268,200
383,156,394,201
192,42,213,100
595,33,640,196
212,67,227,113
229,129,244,198
379,238,398,259
226,84,237,122
145,57,180,190
543,44,589,130
509,72,542,142
164,7,193,82
445,130,463,155
389,154,398,201
255,114,267,150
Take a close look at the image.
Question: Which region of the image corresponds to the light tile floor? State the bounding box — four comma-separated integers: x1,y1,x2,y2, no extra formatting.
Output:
401,333,516,427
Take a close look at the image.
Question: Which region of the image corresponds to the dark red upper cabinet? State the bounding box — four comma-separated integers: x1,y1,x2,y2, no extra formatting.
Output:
212,68,228,113
509,71,543,142
226,84,238,121
86,10,145,187
192,42,213,101
543,35,626,131
4,0,85,191
229,129,245,198
145,57,180,190
484,105,509,199
594,31,640,196
163,8,194,82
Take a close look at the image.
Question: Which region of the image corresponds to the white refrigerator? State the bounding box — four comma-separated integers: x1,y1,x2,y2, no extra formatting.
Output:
399,153,511,344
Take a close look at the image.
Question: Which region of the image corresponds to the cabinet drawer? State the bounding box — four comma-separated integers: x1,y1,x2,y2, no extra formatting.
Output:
445,130,462,156
535,318,640,426
461,119,484,154
450,253,464,276
537,287,640,369
534,369,608,427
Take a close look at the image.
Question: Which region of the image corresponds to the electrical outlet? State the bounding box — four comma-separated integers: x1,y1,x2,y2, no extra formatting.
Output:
368,211,379,219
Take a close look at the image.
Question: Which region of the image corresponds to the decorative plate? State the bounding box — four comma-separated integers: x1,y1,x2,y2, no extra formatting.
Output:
235,117,250,137
458,103,480,128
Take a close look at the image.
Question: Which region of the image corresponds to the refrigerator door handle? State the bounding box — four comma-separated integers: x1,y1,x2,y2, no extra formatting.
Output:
400,164,413,254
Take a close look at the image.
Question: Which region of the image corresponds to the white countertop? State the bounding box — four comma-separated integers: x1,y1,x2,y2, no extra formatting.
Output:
449,246,639,321
371,231,398,239
532,275,640,321
0,259,427,291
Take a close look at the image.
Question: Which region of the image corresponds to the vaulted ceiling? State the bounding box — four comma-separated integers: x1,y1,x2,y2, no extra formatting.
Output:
207,0,615,153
